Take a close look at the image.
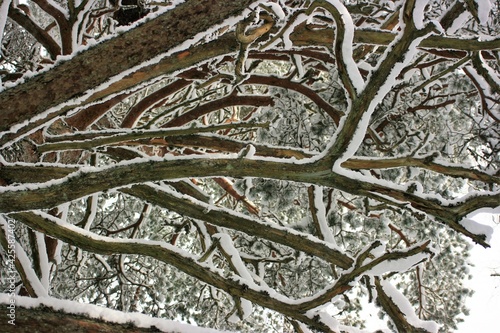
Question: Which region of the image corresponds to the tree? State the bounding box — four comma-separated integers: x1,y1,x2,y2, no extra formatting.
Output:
0,0,499,332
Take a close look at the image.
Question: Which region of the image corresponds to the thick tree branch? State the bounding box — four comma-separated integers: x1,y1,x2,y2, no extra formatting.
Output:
0,0,255,139
38,122,268,152
2,6,498,145
1,157,495,247
11,211,338,332
342,156,500,185
122,183,353,269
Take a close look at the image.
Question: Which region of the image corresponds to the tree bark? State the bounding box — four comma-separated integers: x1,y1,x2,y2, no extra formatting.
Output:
0,303,170,333
0,0,254,133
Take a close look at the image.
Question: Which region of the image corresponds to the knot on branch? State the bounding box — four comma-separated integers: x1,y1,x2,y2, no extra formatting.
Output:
236,12,274,45
235,12,274,82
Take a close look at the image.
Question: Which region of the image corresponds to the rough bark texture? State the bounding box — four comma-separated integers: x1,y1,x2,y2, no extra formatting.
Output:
0,304,165,332
0,0,253,133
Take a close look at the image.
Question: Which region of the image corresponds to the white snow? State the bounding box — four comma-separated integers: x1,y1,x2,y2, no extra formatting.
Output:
146,183,346,254
333,31,430,165
465,65,498,113
364,252,429,276
413,0,429,30
326,0,365,94
0,293,234,333
0,216,49,297
266,1,286,20
445,11,470,35
460,215,495,243
213,233,254,321
378,279,439,332
475,0,492,25
283,13,310,50
214,233,253,281
0,0,12,71
84,194,99,231
313,185,336,245
35,231,50,290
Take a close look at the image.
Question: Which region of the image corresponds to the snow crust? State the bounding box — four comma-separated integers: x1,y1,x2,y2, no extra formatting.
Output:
35,231,50,290
0,293,233,333
475,0,492,25
333,30,432,166
266,2,286,20
378,279,439,332
0,216,48,297
0,1,11,77
313,185,336,245
364,252,429,276
213,233,253,321
326,0,365,93
445,10,469,35
459,218,494,243
413,0,430,30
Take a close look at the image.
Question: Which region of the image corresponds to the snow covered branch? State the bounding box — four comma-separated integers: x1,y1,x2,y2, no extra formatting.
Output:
1,0,498,331
10,210,340,332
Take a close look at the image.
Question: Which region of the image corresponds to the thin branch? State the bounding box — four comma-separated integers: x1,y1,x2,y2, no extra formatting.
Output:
342,156,500,185
38,122,269,152
11,211,337,333
375,277,432,333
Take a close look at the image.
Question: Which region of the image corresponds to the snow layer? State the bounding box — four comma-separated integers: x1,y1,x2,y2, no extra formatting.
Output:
413,0,429,30
378,279,439,332
0,216,48,297
0,0,12,71
364,252,429,276
326,0,364,93
475,0,492,25
0,293,233,333
213,233,253,321
313,185,336,245
459,218,494,243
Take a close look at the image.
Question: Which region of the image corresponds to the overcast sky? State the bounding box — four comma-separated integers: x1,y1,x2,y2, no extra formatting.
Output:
363,210,500,332
457,210,500,332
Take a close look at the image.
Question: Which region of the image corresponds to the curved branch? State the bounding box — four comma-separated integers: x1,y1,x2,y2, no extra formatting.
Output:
8,5,61,58
38,122,269,152
342,156,500,184
313,0,363,100
121,79,191,128
243,74,344,124
1,157,497,248
11,211,337,332
163,94,274,127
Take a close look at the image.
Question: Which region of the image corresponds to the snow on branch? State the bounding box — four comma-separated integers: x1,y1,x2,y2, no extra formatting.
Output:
10,210,343,332
292,240,433,312
375,278,439,333
0,216,48,297
123,183,354,269
0,293,227,333
312,0,364,100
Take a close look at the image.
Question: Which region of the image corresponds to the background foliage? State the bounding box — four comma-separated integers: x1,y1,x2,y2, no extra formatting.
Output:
1,0,499,332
